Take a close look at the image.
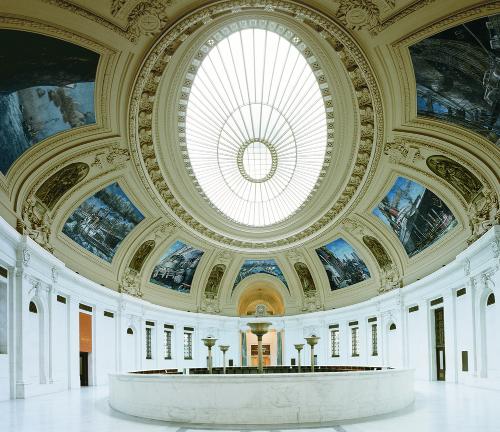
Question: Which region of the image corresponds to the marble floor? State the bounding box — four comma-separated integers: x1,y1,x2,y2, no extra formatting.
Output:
0,380,498,432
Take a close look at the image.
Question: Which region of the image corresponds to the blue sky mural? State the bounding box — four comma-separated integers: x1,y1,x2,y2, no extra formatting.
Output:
373,177,457,257
62,183,144,262
410,15,500,145
0,30,99,174
316,238,370,290
150,241,204,294
233,259,288,292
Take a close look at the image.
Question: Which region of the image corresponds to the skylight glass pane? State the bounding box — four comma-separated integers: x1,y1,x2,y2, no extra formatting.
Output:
185,22,328,227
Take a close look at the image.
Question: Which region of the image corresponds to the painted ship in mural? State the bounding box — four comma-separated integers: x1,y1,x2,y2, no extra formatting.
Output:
150,241,204,293
63,183,144,262
373,177,457,257
316,239,370,290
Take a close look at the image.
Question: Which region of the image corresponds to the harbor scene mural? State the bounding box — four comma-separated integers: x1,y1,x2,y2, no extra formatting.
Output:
373,177,457,257
316,239,370,290
150,241,204,293
62,183,144,262
410,15,500,145
233,259,289,291
0,30,99,174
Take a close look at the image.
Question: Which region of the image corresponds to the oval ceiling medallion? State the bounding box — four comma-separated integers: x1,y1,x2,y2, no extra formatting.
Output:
182,20,332,227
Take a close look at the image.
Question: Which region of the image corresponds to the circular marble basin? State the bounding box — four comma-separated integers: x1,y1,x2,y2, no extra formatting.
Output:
109,368,414,425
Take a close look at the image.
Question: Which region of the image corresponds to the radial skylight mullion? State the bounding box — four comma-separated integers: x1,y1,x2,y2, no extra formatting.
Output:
239,30,257,137
185,23,328,226
278,65,316,120
272,49,302,116
204,57,253,144
207,50,239,113
283,85,325,130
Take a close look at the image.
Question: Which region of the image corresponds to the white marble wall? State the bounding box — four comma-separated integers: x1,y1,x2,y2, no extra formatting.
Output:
0,216,498,400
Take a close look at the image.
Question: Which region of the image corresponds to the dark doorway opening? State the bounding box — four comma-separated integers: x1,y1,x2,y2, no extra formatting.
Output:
80,352,89,386
434,307,446,381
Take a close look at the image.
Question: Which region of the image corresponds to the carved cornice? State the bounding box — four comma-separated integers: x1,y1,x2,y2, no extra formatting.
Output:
40,0,175,42
372,0,437,35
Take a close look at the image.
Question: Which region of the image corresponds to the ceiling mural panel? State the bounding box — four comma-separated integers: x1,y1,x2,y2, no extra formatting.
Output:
410,14,500,145
150,240,204,293
315,239,370,290
232,259,289,292
373,177,457,257
0,30,99,174
62,182,144,262
0,0,497,315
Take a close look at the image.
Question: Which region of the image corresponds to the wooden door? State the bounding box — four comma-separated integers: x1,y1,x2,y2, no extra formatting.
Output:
435,307,446,381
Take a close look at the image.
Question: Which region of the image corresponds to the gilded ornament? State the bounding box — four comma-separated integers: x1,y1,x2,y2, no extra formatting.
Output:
35,162,89,210
467,188,500,244
129,240,155,273
203,264,226,299
426,155,483,204
362,236,392,271
294,262,316,294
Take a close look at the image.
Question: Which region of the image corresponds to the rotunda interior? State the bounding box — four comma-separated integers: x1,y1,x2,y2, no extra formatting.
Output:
0,0,499,431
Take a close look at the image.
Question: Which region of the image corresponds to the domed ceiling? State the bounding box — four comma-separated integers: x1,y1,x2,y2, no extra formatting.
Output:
0,0,498,316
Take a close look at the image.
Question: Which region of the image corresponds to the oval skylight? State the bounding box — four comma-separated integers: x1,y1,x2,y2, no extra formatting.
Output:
182,20,331,227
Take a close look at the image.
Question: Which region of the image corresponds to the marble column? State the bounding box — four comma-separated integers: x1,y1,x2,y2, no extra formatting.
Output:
443,292,458,383
67,295,80,389
241,331,247,367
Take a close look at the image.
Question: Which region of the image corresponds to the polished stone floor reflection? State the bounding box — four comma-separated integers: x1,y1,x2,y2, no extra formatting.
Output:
0,381,498,432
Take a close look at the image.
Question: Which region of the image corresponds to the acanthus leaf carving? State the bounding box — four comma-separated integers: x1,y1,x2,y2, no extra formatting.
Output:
91,145,130,170
384,140,409,164
22,248,31,267
51,267,59,284
336,0,381,32
467,187,500,245
18,193,53,254
119,268,143,298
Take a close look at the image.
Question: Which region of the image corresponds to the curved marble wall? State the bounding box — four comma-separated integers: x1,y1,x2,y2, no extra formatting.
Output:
0,216,498,400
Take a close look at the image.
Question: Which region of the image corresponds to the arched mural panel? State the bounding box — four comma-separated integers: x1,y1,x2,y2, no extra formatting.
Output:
62,182,144,262
232,259,288,294
372,176,458,257
149,240,204,294
409,14,500,145
0,30,99,175
315,238,371,291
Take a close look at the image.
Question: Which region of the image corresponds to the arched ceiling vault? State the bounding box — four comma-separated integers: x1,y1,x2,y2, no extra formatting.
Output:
0,0,498,315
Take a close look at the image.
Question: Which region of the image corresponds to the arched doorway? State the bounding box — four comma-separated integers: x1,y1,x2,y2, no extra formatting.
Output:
237,283,285,317
236,279,286,367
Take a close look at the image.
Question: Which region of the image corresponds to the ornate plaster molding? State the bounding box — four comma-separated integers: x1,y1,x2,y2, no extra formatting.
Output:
129,0,383,250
